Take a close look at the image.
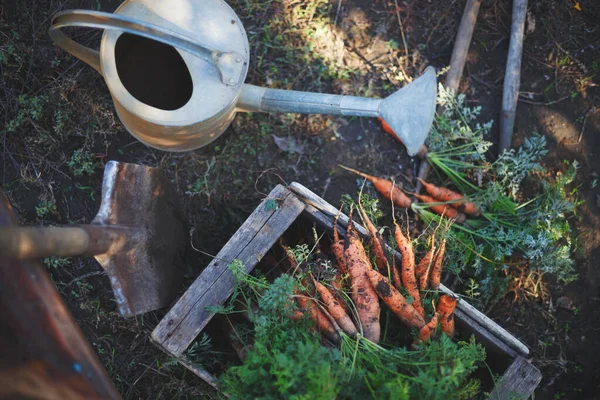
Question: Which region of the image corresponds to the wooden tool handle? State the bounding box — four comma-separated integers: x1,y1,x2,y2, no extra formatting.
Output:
0,226,116,259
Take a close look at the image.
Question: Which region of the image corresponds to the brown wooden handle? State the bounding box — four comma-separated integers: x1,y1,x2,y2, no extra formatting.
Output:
0,226,116,259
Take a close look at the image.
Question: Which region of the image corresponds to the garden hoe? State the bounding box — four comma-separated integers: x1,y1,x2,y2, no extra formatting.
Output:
0,161,186,318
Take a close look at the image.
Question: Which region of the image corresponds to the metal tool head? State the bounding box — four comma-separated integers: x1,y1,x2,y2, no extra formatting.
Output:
379,66,437,156
92,161,186,317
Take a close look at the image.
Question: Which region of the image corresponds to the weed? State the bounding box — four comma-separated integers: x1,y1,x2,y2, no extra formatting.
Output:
186,158,216,200
68,149,100,177
36,198,57,219
185,333,214,367
70,281,93,299
75,183,97,200
43,257,71,269
7,95,47,132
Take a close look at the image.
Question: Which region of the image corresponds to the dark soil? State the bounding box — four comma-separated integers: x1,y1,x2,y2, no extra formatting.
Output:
1,0,599,398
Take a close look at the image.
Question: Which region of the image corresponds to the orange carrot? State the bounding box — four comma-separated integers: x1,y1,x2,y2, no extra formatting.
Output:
417,178,480,216
437,295,457,337
296,295,340,342
417,313,439,342
330,270,348,304
312,278,358,336
344,212,381,343
417,246,436,291
340,165,412,208
394,222,424,318
331,210,347,274
366,268,425,329
413,193,467,223
429,238,446,290
358,202,389,274
390,250,402,291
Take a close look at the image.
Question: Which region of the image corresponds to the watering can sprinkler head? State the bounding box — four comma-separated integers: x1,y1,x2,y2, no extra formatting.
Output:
378,67,437,156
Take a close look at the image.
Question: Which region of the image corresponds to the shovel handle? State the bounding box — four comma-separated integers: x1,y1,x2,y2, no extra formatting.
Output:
0,226,119,259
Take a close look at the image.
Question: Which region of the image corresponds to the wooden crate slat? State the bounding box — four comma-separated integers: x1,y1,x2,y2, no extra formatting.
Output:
151,184,288,349
488,356,542,400
291,182,530,357
151,185,305,356
454,309,517,359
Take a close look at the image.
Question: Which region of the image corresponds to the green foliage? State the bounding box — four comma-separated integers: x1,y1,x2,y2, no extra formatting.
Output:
221,273,342,399
218,261,487,399
43,257,70,269
185,333,215,368
36,199,57,219
339,335,485,400
68,149,99,177
341,192,384,225
421,86,579,306
7,95,47,132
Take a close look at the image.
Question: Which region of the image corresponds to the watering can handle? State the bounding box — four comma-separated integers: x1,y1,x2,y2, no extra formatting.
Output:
48,10,246,86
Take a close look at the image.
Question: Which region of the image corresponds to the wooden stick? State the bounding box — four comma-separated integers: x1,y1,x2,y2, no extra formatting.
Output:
499,0,528,153
0,194,120,399
415,0,482,194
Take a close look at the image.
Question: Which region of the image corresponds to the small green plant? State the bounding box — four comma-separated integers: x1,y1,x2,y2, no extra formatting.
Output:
36,199,57,219
186,158,216,199
68,149,99,176
43,257,71,269
7,95,47,132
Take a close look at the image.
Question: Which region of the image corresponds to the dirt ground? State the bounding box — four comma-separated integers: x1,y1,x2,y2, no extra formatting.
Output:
1,0,599,398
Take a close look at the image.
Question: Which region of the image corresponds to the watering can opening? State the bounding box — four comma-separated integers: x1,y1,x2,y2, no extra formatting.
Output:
114,33,193,111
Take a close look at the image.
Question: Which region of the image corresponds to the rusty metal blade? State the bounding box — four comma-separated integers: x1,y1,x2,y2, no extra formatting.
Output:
93,161,186,317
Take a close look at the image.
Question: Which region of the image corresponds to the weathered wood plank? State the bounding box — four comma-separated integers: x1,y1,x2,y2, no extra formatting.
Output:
489,356,542,400
454,309,517,359
178,359,219,391
152,185,289,349
151,185,305,356
291,182,530,356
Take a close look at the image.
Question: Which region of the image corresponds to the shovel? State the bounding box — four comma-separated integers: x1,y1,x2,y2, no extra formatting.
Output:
0,161,186,318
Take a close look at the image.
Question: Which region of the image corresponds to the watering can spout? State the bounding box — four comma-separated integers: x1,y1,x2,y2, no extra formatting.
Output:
379,67,437,156
238,67,437,156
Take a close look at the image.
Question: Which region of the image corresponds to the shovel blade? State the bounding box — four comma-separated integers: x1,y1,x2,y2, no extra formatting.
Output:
379,66,437,156
93,161,186,318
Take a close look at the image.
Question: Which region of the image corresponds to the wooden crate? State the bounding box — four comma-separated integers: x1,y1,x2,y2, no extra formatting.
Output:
151,183,542,398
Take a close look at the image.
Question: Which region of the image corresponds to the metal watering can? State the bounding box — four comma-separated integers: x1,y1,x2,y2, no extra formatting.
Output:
49,0,437,156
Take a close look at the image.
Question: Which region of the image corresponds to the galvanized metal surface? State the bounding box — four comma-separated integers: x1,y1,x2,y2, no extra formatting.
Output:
238,67,437,156
49,0,437,155
91,161,187,317
50,11,245,86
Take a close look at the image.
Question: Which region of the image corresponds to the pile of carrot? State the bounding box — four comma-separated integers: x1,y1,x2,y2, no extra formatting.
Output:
285,203,458,346
340,165,480,223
